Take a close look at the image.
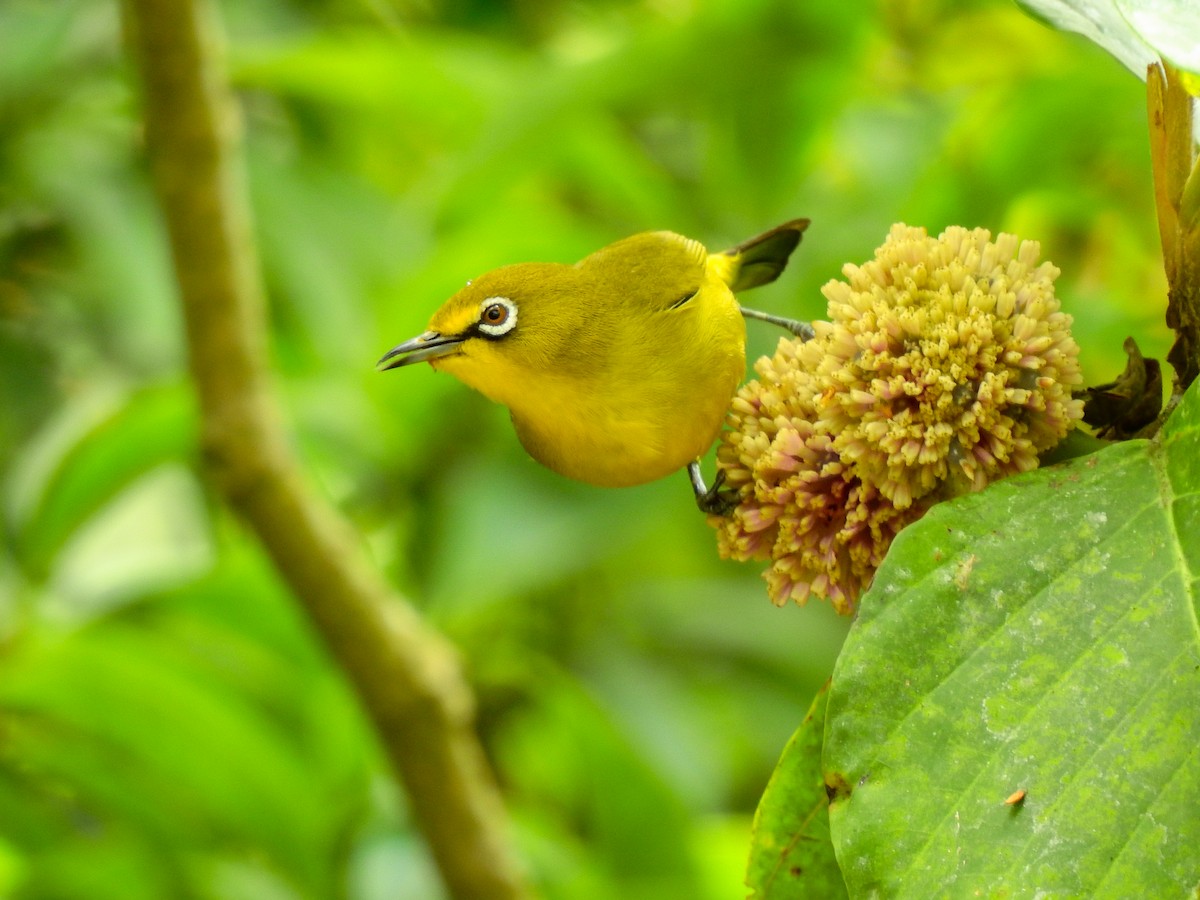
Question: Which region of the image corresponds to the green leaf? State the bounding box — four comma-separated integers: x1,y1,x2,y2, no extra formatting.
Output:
11,385,197,579
746,682,845,900
1116,0,1200,75
1017,0,1200,78
824,379,1200,896
0,623,336,892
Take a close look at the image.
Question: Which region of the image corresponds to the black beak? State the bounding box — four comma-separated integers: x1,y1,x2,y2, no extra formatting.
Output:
376,331,465,371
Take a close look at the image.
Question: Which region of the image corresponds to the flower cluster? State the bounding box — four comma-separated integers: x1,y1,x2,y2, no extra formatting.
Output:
712,224,1084,613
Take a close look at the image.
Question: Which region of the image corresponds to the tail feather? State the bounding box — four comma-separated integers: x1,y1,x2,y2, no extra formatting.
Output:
722,218,810,293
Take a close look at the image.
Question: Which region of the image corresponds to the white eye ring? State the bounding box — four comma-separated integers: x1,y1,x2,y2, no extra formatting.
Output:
478,296,518,337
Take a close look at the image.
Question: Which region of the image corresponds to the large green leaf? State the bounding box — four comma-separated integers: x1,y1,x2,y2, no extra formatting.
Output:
746,682,845,900
1017,0,1200,77
824,379,1200,896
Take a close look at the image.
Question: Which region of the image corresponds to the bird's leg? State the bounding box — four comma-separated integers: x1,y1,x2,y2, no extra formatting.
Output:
739,305,815,341
688,460,737,515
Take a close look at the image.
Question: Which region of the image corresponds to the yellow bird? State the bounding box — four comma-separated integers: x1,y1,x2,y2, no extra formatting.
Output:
378,219,810,510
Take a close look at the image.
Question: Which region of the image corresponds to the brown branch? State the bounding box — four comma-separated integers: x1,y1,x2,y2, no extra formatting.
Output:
120,2,531,897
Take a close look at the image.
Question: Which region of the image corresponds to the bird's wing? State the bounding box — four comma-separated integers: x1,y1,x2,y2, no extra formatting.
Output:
577,230,708,313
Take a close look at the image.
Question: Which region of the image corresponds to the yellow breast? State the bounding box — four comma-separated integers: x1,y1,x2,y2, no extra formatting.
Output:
505,273,744,486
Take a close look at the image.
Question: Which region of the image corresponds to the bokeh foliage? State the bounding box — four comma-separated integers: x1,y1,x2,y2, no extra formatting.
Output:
0,0,1168,896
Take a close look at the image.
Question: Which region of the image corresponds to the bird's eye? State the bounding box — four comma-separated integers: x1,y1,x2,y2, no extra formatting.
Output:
477,296,518,337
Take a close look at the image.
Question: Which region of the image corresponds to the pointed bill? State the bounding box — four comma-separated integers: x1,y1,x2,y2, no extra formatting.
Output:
376,331,464,370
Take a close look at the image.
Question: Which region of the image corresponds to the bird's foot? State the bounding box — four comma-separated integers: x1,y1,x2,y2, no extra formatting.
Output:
688,461,738,516
739,305,815,341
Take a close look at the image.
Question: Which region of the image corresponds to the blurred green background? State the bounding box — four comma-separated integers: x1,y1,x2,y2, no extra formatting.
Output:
0,0,1169,897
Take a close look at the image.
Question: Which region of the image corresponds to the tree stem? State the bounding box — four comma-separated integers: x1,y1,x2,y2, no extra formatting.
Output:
121,1,531,896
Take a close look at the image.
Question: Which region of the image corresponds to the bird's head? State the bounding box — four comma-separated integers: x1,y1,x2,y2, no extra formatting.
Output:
377,262,597,406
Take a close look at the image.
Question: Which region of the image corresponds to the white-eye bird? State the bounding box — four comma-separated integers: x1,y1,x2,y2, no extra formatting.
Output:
378,219,810,510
